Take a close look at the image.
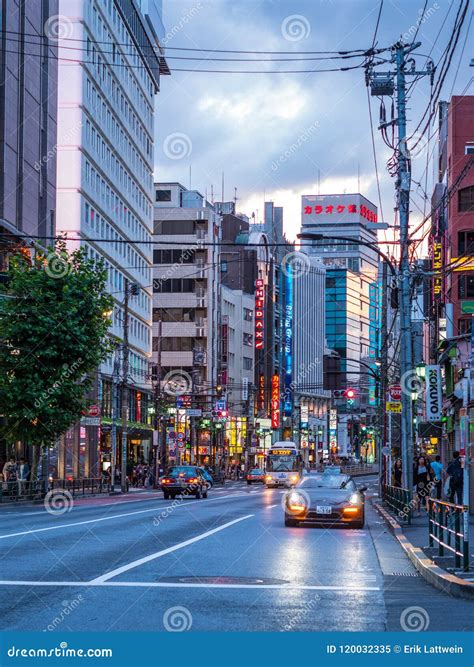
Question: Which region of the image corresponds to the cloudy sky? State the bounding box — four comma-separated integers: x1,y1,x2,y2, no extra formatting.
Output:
154,0,473,247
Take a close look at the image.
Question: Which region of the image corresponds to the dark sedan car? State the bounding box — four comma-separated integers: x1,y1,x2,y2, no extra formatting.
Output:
246,468,265,485
284,473,366,528
160,466,208,499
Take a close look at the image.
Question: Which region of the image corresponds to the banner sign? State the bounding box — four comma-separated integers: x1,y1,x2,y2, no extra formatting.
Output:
255,279,265,350
425,364,442,421
271,375,280,429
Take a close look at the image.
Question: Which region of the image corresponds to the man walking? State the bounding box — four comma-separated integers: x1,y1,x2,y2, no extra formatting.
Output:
17,458,30,496
430,455,443,500
447,451,463,505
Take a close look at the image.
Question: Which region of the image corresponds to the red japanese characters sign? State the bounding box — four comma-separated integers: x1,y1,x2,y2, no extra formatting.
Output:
271,374,280,429
301,194,378,225
255,278,265,350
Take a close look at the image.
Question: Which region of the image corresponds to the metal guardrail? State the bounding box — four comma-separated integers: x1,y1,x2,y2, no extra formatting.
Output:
0,477,109,503
382,483,412,523
0,480,46,502
50,478,110,497
428,498,469,572
340,463,378,476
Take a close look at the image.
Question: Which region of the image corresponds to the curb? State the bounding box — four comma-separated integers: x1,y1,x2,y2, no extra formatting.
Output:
372,500,474,599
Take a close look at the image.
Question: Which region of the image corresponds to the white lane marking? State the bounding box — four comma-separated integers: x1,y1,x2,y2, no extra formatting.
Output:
90,514,254,584
268,504,278,508
0,580,380,591
0,494,251,541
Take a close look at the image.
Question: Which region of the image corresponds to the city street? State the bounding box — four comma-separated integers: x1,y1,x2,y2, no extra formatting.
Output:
0,478,472,633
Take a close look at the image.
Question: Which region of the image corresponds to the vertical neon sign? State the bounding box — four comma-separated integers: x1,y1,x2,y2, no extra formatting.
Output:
283,263,293,416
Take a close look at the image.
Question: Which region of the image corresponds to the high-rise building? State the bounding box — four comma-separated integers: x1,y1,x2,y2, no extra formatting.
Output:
292,256,329,464
153,182,221,466
54,0,169,477
301,193,380,380
0,0,59,257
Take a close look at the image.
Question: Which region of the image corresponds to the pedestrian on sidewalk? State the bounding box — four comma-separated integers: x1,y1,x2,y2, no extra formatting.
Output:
413,455,432,515
430,455,443,500
18,458,30,496
2,457,18,497
446,451,463,505
393,459,402,488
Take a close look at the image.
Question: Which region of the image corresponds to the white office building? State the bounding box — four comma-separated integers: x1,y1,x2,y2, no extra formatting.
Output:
55,0,169,475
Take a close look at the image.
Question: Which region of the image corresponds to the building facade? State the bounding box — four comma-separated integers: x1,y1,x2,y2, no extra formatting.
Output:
153,182,221,466
54,0,168,478
0,0,58,254
292,255,329,464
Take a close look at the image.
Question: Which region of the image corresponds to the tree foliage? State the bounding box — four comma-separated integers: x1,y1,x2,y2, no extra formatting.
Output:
0,244,113,450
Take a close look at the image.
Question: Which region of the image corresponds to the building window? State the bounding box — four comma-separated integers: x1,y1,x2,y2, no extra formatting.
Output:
243,333,253,346
155,220,196,235
153,249,195,264
153,308,195,322
458,186,474,212
156,189,171,202
153,278,195,293
465,145,474,155
243,357,253,370
161,337,194,352
458,230,474,256
243,307,253,321
458,319,472,335
220,260,228,272
458,274,474,299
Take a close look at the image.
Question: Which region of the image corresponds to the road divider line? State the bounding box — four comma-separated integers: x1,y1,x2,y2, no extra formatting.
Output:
0,494,253,541
0,579,380,591
89,514,254,584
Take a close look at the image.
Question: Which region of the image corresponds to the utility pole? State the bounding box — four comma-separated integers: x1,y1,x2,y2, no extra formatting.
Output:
154,318,163,484
121,278,129,493
110,345,120,493
379,259,388,496
368,41,434,493
395,42,415,493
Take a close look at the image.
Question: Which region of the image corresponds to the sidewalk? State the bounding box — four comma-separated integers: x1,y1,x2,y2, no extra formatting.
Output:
373,498,474,599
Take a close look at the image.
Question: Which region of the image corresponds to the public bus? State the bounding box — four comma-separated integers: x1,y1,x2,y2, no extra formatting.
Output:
264,442,303,488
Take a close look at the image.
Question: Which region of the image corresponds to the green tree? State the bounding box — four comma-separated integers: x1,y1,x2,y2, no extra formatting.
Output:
0,244,113,476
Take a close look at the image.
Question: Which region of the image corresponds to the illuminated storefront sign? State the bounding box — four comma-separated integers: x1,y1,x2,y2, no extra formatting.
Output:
258,374,265,410
329,408,337,452
255,279,265,349
433,241,443,301
271,375,280,429
301,194,377,225
284,266,293,416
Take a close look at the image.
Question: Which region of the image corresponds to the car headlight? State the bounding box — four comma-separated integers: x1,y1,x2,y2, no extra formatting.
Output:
290,474,299,482
287,492,307,511
349,492,362,505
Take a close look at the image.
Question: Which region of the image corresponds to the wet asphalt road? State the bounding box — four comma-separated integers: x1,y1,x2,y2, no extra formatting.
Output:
0,477,472,632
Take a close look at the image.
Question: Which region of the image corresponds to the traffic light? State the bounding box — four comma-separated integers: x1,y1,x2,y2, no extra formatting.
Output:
216,384,223,397
332,388,357,399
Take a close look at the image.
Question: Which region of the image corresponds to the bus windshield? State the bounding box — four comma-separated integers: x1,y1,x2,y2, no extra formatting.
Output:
266,455,298,472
